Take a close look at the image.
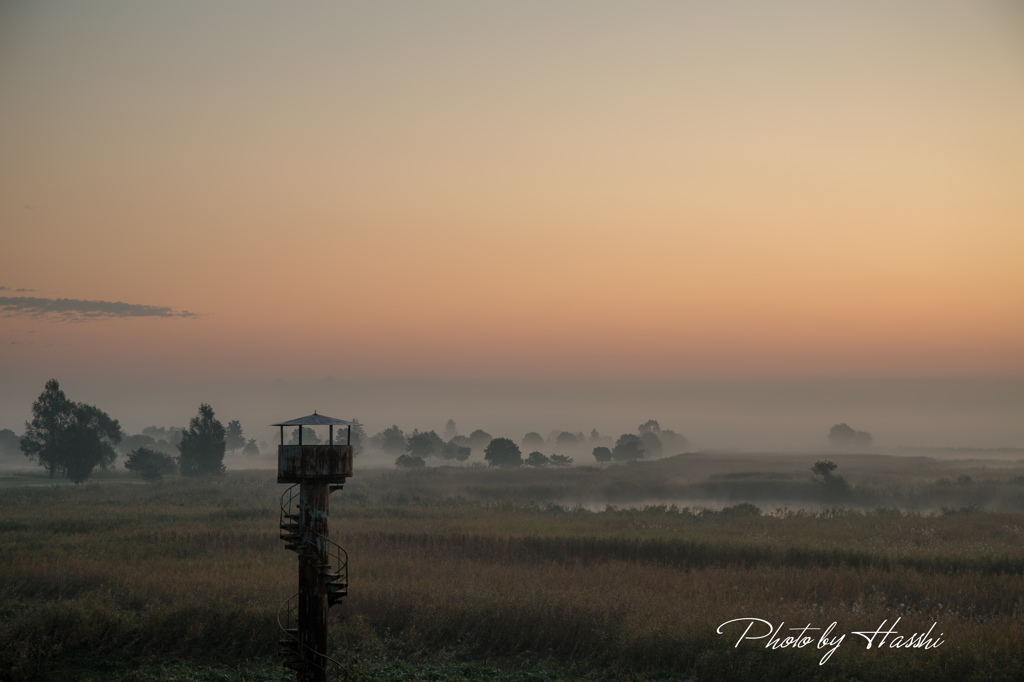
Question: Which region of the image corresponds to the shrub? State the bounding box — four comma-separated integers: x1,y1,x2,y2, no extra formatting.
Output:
124,447,177,480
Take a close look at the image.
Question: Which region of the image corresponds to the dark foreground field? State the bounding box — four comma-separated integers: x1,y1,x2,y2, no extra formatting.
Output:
2,452,1024,681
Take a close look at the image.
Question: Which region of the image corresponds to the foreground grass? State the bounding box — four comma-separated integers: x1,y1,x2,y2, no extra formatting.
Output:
1,456,1024,680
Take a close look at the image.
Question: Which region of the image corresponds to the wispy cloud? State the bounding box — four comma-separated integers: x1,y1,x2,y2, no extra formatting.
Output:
0,296,197,321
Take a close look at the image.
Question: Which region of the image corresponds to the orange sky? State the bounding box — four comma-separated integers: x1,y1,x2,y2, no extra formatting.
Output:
1,0,1022,384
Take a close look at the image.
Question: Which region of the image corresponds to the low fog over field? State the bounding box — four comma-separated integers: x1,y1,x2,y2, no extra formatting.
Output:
1,375,1020,467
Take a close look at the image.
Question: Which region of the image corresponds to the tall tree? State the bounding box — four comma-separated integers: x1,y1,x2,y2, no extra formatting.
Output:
349,419,366,456
225,420,245,454
20,379,74,478
177,404,226,477
20,379,122,482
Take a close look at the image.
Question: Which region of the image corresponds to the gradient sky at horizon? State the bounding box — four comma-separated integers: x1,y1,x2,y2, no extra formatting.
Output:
2,0,1023,387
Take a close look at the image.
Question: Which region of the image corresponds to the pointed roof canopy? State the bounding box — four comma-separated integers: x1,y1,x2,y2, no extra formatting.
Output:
271,411,354,427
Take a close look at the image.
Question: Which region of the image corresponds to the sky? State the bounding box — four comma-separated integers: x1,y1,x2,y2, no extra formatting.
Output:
1,1,1022,448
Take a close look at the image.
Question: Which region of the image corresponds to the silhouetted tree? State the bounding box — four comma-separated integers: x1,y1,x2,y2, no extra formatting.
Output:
450,434,473,449
828,423,873,449
444,419,458,440
592,446,612,463
522,432,544,449
484,437,522,468
289,426,321,445
612,433,645,461
812,460,838,480
243,438,260,456
349,419,366,456
469,429,493,450
811,459,849,492
639,431,663,458
125,446,177,481
225,420,245,454
659,429,689,454
117,433,156,455
638,419,661,435
0,428,21,458
20,379,74,478
59,404,122,483
550,454,573,466
177,404,226,477
407,430,444,458
555,431,581,447
371,425,407,455
441,440,471,461
395,454,426,469
20,379,121,482
525,451,550,467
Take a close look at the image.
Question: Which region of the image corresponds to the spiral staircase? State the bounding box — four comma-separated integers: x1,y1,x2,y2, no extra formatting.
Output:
278,483,348,680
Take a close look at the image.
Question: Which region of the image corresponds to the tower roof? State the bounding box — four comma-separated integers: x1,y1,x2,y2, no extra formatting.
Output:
271,412,354,427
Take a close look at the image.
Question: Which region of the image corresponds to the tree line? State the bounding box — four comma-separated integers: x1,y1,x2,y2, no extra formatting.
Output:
11,380,245,483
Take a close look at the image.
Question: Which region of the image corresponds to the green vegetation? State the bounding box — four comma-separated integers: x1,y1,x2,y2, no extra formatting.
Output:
2,452,1024,680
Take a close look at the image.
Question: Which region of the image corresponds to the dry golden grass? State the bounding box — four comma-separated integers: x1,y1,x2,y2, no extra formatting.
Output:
1,455,1023,680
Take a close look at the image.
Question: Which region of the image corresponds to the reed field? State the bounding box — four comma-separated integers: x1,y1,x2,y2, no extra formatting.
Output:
2,452,1024,681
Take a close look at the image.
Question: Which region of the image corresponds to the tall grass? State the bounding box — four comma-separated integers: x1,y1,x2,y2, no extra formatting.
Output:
1,458,1023,680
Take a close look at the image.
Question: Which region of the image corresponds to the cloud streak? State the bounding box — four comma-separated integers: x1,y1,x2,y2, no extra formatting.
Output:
0,296,197,321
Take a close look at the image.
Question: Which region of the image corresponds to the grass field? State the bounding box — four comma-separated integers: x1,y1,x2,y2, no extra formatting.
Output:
1,452,1024,680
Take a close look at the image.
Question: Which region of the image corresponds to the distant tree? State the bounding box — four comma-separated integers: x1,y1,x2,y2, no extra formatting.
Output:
140,426,182,455
0,428,21,458
450,434,472,449
828,423,873,449
124,446,177,481
522,432,544,449
811,460,838,480
20,379,122,482
444,419,458,440
117,433,156,455
20,379,74,478
555,431,580,447
811,459,849,492
395,454,426,469
639,431,663,458
612,434,645,461
469,429,493,450
243,438,260,456
289,426,321,445
638,419,661,435
484,437,522,468
407,430,444,458
525,451,550,467
349,419,366,456
371,425,407,455
550,454,573,467
441,440,471,461
58,404,122,483
589,429,602,443
592,446,612,463
142,426,183,448
659,429,689,454
225,420,245,454
177,404,226,477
